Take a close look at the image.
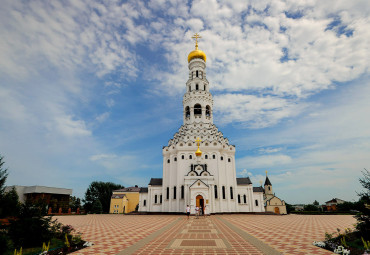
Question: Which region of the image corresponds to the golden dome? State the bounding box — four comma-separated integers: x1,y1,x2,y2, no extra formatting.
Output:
188,33,206,63
188,47,207,63
195,147,202,157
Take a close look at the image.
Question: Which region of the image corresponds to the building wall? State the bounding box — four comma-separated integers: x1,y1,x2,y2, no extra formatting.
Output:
109,192,140,214
265,196,287,214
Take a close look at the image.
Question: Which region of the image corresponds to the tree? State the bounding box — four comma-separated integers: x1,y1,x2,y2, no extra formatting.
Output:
355,169,370,239
91,200,103,214
83,181,124,213
8,198,54,248
69,196,81,211
0,155,10,217
313,200,320,206
0,155,8,197
285,203,295,214
0,187,20,218
304,204,319,211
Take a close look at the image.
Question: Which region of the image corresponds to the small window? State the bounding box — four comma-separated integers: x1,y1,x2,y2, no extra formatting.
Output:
174,186,177,199
155,195,158,204
189,155,192,159
244,194,247,204
205,155,208,159
228,158,231,162
160,194,162,203
166,187,169,199
214,185,218,199
182,155,184,159
230,187,233,199
181,185,184,199
174,157,177,161
238,194,241,203
196,84,199,90
213,155,216,159
255,200,259,206
221,156,223,161
196,70,198,77
167,159,170,163
268,186,270,191
222,186,226,199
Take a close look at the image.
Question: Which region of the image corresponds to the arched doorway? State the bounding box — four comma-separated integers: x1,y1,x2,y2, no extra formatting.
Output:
196,195,204,214
274,207,280,214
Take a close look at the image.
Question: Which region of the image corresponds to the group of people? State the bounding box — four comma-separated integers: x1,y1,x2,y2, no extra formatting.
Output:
186,204,207,219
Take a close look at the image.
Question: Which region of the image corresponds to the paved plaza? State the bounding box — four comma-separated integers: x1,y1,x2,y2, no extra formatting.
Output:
55,214,356,255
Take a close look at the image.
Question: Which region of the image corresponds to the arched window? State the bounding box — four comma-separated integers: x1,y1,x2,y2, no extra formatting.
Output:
189,155,192,159
222,186,226,199
185,106,190,118
238,194,241,203
255,200,259,206
205,155,208,159
230,187,233,199
182,155,184,159
155,195,158,204
181,185,184,199
166,187,169,199
173,186,177,199
206,105,211,117
221,156,223,161
174,157,177,161
167,159,170,163
244,194,247,204
214,185,218,199
196,84,199,90
160,195,162,203
213,155,216,159
196,70,198,77
204,84,206,90
144,200,146,206
228,158,231,162
194,104,202,116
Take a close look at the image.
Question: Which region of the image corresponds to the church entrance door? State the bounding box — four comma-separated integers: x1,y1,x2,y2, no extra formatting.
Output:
274,207,280,214
196,195,204,214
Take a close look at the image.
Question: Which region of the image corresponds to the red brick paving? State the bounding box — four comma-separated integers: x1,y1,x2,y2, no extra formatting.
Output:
220,214,356,255
55,214,356,255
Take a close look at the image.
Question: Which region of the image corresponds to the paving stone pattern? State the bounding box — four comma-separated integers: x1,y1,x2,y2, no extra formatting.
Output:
220,214,357,255
55,214,356,255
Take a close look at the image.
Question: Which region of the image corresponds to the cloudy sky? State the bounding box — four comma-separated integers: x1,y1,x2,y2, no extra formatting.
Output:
0,0,369,204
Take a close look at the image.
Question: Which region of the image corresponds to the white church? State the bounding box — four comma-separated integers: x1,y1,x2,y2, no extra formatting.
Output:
138,34,282,214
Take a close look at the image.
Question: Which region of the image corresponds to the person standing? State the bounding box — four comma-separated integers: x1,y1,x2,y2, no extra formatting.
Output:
195,206,199,219
186,205,190,219
204,205,207,217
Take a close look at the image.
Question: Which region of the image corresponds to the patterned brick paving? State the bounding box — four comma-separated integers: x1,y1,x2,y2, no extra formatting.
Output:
54,214,179,255
220,214,357,255
55,214,356,255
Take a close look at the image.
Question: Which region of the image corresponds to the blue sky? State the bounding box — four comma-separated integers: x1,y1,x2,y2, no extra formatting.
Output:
0,0,369,204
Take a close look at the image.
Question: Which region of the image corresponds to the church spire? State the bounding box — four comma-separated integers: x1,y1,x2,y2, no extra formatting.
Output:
183,34,212,125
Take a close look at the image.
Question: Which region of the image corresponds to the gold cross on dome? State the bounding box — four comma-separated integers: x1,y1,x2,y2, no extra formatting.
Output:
192,33,202,49
265,170,268,176
195,137,202,146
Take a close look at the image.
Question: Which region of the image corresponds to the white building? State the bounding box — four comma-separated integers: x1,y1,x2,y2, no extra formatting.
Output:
139,35,265,214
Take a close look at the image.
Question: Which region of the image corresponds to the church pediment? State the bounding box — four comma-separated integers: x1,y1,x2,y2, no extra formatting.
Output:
189,179,209,188
186,163,212,177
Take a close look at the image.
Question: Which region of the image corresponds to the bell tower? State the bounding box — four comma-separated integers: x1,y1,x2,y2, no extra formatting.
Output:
183,33,213,125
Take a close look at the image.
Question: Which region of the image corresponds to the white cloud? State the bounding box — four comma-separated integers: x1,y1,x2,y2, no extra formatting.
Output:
52,115,91,137
214,94,306,128
96,112,110,123
89,154,117,161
